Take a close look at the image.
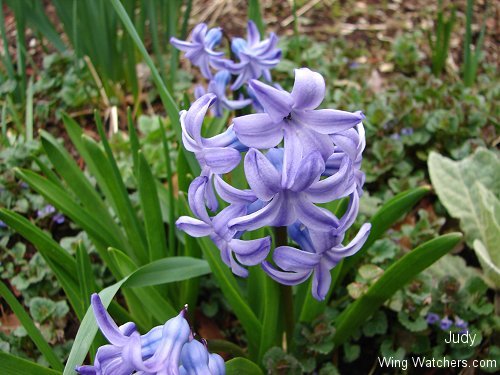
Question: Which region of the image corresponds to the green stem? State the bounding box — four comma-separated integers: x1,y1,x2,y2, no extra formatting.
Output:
275,227,294,352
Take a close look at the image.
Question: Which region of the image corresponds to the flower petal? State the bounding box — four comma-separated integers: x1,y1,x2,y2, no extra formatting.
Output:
212,204,246,240
202,147,241,174
188,176,210,222
214,175,257,204
273,246,321,272
230,236,271,265
247,20,260,45
298,109,365,135
233,113,283,148
295,195,339,231
291,68,326,110
183,94,217,145
290,151,325,192
176,216,213,237
228,195,281,232
281,128,303,189
327,223,371,262
244,148,281,201
248,80,293,123
91,294,126,346
261,261,311,285
331,128,359,160
306,156,353,203
312,262,332,301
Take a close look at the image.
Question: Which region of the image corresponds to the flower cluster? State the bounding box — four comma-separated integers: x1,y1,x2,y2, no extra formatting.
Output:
176,67,371,301
426,313,468,334
76,294,224,375
171,21,281,116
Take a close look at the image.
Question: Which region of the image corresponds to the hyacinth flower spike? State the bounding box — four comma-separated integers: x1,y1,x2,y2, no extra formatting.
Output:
176,176,271,277
233,68,365,159
194,70,252,117
180,93,243,211
170,23,226,79
77,295,225,375
227,144,356,233
262,222,371,300
76,294,191,374
225,20,281,90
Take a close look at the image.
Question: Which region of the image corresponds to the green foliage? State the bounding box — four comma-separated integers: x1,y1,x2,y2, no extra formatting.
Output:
428,149,500,288
429,0,456,75
463,0,487,86
226,357,264,375
391,33,422,74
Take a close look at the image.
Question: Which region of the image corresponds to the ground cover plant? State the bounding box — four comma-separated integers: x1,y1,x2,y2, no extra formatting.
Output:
0,0,498,374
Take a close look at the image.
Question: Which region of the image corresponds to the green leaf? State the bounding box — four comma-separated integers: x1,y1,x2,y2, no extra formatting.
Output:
80,133,148,264
428,149,500,287
138,151,168,261
76,242,97,313
0,282,63,371
64,256,211,374
14,168,121,271
0,351,62,375
29,297,56,323
226,357,264,375
40,131,121,240
333,233,462,346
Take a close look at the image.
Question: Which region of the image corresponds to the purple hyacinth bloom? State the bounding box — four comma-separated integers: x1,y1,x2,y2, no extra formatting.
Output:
0,220,7,229
440,316,453,331
179,339,225,375
227,146,355,233
170,23,226,79
225,21,281,90
181,94,242,211
262,222,371,300
176,176,271,277
233,68,365,160
400,127,414,136
195,70,252,117
426,312,440,324
76,294,225,375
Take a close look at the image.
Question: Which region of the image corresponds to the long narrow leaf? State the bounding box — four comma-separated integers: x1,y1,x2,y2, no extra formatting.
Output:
138,151,168,261
0,351,61,375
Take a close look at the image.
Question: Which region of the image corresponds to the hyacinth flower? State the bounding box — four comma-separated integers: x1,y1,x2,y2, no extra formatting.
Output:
176,176,271,277
176,67,370,300
180,93,243,211
233,68,365,159
194,70,252,117
76,294,224,375
225,21,281,90
262,222,371,300
179,339,226,375
170,23,226,79
227,147,355,232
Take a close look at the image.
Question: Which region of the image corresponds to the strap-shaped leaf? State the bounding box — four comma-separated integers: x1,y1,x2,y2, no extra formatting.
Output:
332,233,462,346
0,351,61,375
138,151,168,261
